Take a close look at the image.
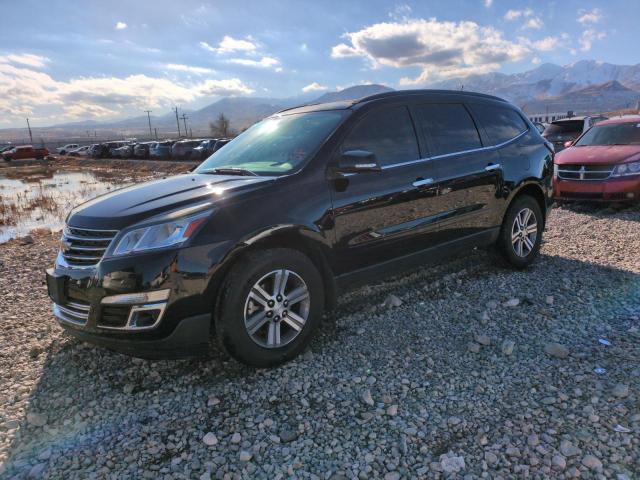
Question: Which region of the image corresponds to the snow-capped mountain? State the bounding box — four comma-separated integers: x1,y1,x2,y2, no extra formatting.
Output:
431,60,640,113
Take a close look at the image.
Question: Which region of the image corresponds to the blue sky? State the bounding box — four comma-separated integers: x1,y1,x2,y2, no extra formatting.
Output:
0,0,637,127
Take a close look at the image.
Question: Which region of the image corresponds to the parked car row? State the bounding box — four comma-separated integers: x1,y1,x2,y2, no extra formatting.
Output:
56,138,232,161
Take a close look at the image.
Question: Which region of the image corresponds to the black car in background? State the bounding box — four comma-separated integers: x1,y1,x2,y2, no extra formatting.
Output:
543,115,608,152
46,90,553,367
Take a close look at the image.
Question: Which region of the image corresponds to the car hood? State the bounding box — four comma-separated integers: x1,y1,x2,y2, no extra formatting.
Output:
555,145,640,165
68,173,275,230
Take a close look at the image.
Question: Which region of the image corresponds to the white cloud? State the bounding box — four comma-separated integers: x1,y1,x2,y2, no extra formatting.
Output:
302,82,328,93
115,21,128,30
228,56,281,71
531,56,541,65
580,29,606,51
522,17,543,30
199,41,217,53
165,63,215,75
331,18,529,83
0,61,253,123
0,53,49,68
484,0,493,7
531,36,559,51
215,35,257,54
578,8,602,24
504,8,532,20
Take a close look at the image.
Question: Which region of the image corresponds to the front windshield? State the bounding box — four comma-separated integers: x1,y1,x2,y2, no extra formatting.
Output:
195,110,346,175
575,123,640,146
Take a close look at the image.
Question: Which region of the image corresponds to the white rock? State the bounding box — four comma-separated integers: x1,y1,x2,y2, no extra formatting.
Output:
475,334,491,346
207,395,220,406
361,389,374,406
383,295,403,307
545,342,569,359
504,298,520,307
239,450,252,462
386,405,398,416
202,432,218,446
230,432,241,444
581,455,603,470
501,339,515,356
440,453,465,473
26,413,46,427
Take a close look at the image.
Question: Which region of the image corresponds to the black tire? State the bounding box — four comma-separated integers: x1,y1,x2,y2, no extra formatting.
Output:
215,248,324,367
497,195,543,269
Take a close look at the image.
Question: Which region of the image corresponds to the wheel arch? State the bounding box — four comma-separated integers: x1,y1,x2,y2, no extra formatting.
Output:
505,180,548,227
206,225,337,327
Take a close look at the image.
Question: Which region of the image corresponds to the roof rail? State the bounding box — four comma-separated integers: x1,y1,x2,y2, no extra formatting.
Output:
353,89,507,104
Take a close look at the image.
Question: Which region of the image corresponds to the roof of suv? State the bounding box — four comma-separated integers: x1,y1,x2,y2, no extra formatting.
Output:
277,89,508,116
597,115,640,126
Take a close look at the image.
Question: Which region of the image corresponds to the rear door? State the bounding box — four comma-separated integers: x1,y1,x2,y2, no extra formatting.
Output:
411,103,503,243
330,104,438,274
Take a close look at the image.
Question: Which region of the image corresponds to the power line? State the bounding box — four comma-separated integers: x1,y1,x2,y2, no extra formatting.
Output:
174,106,181,137
145,110,153,138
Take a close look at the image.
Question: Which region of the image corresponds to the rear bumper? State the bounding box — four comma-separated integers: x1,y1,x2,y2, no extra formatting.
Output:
554,176,640,202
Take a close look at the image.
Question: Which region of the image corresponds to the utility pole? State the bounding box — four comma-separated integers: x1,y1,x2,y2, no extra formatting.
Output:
145,110,153,139
26,118,33,143
174,107,181,137
154,127,158,140
180,113,189,138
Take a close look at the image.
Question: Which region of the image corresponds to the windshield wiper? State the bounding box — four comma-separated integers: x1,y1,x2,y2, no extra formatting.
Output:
200,167,258,177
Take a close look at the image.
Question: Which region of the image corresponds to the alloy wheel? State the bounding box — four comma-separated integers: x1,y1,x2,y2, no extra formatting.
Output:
243,269,310,348
511,207,538,257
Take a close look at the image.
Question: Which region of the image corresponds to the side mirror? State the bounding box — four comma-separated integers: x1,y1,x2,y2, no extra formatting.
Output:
564,140,573,148
337,150,381,173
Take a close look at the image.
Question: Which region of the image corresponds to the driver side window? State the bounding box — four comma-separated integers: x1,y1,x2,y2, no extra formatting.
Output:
341,106,419,167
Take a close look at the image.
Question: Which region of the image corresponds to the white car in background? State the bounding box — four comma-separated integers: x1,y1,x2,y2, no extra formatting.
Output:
56,144,79,154
67,145,91,157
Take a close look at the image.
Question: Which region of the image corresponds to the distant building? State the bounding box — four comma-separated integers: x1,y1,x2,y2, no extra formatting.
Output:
528,112,570,123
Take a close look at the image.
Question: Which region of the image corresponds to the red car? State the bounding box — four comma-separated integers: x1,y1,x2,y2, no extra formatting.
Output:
554,116,640,202
2,145,49,161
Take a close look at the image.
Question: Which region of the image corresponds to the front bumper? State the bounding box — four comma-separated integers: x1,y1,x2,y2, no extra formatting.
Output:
554,175,640,202
45,241,230,358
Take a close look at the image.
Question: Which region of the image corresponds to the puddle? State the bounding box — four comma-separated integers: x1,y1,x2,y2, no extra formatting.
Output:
0,168,151,243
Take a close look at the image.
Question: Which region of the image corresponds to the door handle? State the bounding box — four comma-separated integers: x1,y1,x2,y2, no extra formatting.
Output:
485,163,501,172
412,178,435,187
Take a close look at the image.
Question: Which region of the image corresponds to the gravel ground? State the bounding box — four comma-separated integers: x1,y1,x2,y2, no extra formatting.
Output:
0,204,639,479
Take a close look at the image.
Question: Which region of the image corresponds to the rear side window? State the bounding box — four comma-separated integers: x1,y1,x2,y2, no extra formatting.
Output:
341,106,419,166
414,104,482,156
472,104,528,145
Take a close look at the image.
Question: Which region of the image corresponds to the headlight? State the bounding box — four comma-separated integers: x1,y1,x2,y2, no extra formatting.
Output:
612,160,640,177
112,213,208,256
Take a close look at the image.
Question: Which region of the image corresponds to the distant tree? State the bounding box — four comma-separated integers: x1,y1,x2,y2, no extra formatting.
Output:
209,113,233,137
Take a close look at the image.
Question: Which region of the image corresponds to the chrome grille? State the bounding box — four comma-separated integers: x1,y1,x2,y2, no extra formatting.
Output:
53,301,90,326
557,164,613,181
60,226,118,267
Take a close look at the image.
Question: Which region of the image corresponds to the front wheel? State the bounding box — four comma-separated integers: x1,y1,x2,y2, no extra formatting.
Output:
215,248,324,367
498,195,544,269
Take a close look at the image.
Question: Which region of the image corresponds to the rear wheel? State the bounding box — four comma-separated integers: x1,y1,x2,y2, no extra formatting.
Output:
215,248,324,367
498,195,543,268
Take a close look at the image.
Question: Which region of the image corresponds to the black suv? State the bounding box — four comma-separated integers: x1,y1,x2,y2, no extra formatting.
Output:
46,90,554,367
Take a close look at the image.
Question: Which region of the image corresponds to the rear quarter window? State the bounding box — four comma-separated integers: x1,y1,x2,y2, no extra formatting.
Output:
471,104,528,145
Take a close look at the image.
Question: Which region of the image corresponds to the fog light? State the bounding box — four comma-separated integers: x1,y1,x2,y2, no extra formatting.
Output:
626,192,635,199
129,307,162,328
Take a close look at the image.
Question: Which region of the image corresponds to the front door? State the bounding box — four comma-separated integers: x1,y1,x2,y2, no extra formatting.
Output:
329,104,438,275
